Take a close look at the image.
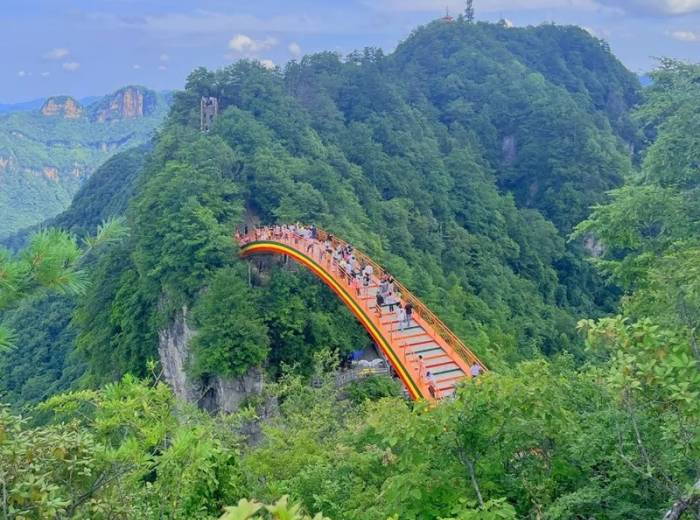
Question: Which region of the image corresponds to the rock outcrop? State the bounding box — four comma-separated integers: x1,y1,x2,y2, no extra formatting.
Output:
41,96,83,119
158,306,199,403
158,306,264,414
93,86,156,123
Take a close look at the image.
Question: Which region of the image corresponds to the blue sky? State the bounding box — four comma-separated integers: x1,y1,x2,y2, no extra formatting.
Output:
3,0,700,103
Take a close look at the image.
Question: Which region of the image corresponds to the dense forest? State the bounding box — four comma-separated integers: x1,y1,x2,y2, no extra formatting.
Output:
0,19,698,519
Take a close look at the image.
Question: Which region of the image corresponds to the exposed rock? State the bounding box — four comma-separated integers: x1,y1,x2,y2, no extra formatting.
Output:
0,156,12,171
198,368,264,414
93,86,155,123
158,306,264,414
158,306,199,403
583,234,605,258
41,96,83,119
42,167,59,182
502,135,517,165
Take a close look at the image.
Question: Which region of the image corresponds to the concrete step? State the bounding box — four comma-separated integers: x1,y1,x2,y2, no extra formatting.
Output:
424,355,453,368
432,368,464,382
406,344,443,357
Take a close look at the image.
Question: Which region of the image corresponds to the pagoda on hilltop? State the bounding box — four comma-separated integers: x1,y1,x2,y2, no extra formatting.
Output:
441,6,454,23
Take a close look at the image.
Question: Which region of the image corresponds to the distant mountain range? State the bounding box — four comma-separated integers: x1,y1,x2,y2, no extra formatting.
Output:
0,95,103,114
0,86,170,239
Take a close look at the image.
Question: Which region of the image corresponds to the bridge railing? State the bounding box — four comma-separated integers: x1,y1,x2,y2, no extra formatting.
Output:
314,228,487,374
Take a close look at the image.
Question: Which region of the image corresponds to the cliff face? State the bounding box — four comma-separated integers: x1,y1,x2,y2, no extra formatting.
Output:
41,96,83,118
93,86,156,123
158,307,263,414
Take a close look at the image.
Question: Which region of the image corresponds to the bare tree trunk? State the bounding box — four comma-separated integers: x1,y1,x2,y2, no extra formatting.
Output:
464,456,484,509
455,442,485,509
662,478,700,520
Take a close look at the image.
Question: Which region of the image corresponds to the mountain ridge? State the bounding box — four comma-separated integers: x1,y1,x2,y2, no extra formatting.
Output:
0,85,170,238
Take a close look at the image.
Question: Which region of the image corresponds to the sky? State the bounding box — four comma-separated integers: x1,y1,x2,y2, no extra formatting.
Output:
2,0,700,103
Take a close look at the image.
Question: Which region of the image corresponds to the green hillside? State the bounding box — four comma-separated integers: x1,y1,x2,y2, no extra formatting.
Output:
1,20,699,520
0,86,168,239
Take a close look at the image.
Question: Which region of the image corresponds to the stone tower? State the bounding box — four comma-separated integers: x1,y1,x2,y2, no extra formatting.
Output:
200,96,218,132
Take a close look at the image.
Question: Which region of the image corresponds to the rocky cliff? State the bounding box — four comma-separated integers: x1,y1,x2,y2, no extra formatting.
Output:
92,86,157,123
41,96,84,118
158,307,264,414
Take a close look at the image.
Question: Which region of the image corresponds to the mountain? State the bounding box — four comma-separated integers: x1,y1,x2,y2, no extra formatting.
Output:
0,86,169,239
3,20,700,520
3,19,639,405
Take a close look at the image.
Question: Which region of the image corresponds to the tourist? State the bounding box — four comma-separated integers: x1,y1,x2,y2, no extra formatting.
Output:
404,302,413,329
386,291,396,312
351,272,361,296
379,276,389,298
417,353,426,381
375,292,384,317
470,362,483,378
396,304,406,332
426,371,437,398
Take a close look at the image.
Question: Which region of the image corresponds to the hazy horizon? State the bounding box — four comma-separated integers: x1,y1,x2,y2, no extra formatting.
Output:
3,0,700,104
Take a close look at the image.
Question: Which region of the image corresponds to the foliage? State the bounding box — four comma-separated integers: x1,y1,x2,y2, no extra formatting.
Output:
343,374,402,404
191,267,270,378
0,376,241,519
6,22,700,520
74,21,640,384
219,496,329,520
574,59,700,518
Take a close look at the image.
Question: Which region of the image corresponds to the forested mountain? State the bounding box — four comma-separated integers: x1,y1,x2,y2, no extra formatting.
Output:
0,86,169,238
1,19,698,520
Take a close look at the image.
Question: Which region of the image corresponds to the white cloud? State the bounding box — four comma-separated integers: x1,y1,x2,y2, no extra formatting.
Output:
288,41,302,57
368,0,603,14
133,64,141,70
260,59,276,70
158,64,168,71
671,30,700,41
43,47,70,60
160,53,169,62
62,61,80,72
17,70,27,77
228,34,277,54
597,0,700,14
40,71,51,77
368,0,700,15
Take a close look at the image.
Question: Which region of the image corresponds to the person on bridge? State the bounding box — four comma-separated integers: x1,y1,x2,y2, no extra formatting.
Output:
416,354,426,381
426,371,437,399
470,362,483,378
404,302,413,330
386,290,397,313
379,276,389,298
351,272,361,296
396,304,406,332
375,292,384,317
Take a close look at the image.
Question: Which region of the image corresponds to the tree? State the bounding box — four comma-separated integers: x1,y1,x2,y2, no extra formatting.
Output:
0,219,126,351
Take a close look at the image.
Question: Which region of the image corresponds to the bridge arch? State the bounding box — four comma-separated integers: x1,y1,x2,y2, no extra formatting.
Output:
238,227,486,400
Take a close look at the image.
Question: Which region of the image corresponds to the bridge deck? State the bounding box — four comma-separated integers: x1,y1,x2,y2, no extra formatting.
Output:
238,226,486,401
